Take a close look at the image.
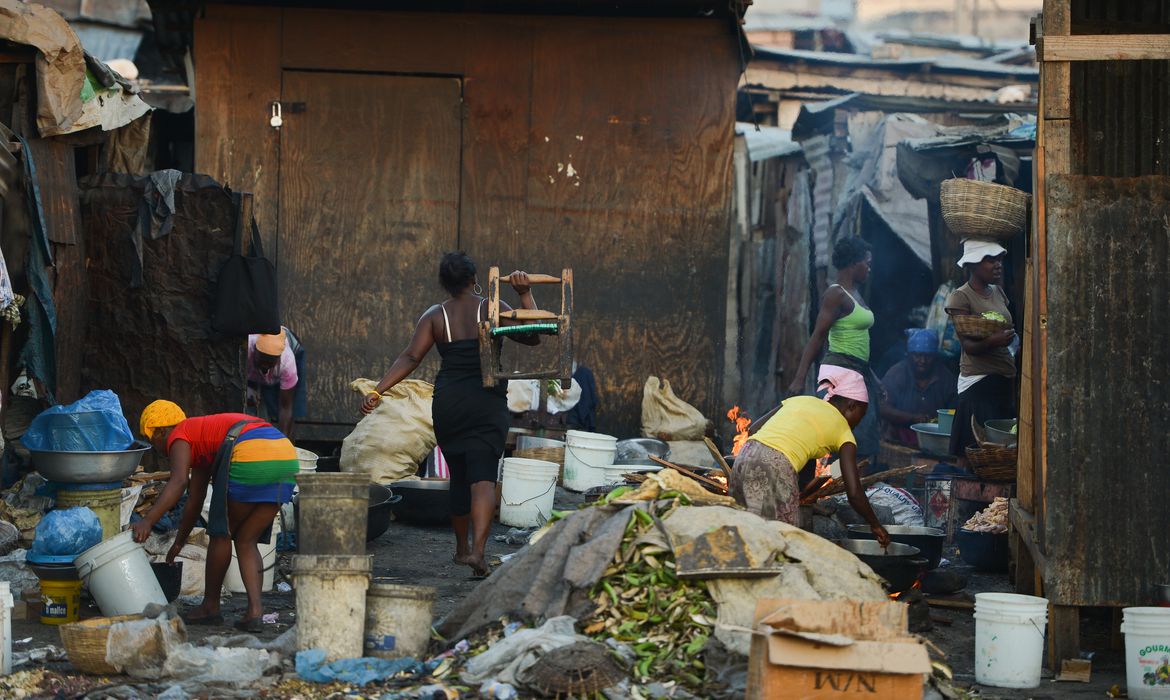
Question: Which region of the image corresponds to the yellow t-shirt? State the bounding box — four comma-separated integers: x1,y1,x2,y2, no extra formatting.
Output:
747,396,856,472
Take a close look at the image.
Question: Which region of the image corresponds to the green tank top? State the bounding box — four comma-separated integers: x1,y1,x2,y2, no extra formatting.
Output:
827,287,874,361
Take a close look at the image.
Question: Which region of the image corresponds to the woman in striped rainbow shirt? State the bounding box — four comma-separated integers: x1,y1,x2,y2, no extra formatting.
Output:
129,400,298,632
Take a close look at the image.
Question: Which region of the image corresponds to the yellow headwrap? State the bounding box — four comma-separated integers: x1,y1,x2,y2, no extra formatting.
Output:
139,400,186,440
255,329,286,356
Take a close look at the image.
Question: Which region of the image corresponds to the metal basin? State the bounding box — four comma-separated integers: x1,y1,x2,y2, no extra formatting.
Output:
847,525,945,570
835,539,928,593
390,479,452,526
614,438,669,464
910,423,951,457
984,419,1018,447
29,442,151,483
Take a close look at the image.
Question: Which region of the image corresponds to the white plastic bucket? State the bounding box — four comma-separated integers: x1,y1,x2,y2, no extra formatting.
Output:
0,581,11,676
74,531,167,617
601,464,635,485
563,430,617,492
224,515,282,593
296,448,319,473
499,458,559,528
365,581,436,659
292,554,372,662
1121,607,1170,699
974,592,1049,688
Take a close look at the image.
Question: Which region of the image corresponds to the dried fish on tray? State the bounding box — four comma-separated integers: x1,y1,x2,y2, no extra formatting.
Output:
963,497,1009,533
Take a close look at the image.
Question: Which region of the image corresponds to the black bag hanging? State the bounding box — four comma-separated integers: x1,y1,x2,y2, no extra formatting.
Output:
212,193,280,336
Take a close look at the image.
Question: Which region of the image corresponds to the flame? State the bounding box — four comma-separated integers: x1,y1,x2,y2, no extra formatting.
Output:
727,406,751,456
814,454,832,478
890,579,924,600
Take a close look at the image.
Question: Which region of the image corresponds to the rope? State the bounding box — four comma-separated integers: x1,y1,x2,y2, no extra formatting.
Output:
491,323,560,337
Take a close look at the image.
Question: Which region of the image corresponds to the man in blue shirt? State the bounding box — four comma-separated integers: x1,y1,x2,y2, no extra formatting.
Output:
880,329,957,447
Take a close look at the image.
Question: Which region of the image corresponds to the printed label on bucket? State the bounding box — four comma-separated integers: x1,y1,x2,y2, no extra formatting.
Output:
1136,644,1170,688
43,599,67,618
365,634,397,652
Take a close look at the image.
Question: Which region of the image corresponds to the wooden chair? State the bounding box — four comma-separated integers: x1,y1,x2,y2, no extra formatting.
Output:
478,266,573,388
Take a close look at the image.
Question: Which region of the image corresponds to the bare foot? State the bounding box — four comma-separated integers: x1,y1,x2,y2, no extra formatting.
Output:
466,557,490,578
453,553,477,567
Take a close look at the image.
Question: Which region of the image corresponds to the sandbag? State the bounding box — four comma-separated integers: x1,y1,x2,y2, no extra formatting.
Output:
640,376,709,441
340,379,435,484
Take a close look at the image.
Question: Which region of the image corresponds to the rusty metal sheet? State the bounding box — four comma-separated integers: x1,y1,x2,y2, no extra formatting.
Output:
1043,175,1170,606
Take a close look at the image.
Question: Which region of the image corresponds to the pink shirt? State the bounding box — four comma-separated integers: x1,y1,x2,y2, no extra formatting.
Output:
247,334,298,390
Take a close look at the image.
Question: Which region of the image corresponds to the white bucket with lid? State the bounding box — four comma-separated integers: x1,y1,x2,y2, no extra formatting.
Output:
499,457,559,528
0,581,11,676
1121,607,1170,699
224,514,282,593
563,430,617,492
974,592,1049,688
74,531,167,617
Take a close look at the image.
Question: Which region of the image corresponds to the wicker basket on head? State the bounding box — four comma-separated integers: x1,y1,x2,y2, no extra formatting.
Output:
940,178,1029,240
952,314,1010,340
966,446,1017,481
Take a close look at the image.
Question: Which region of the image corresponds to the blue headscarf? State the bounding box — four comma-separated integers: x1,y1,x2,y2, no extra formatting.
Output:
906,328,939,354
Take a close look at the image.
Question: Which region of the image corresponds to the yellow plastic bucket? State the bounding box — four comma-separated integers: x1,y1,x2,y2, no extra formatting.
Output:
40,578,81,625
55,487,122,540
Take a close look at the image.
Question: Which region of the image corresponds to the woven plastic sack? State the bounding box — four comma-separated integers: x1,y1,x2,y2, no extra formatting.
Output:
640,377,709,441
31,507,102,556
341,379,435,484
23,389,134,451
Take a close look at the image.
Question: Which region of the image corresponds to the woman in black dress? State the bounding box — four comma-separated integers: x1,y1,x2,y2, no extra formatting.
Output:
362,253,538,576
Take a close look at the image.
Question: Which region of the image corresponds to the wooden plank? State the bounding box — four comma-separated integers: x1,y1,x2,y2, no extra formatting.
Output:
1038,35,1170,61
282,9,467,74
193,6,281,248
1043,176,1170,606
1049,605,1080,669
278,72,462,426
522,20,738,434
1040,1,1070,121
24,140,79,245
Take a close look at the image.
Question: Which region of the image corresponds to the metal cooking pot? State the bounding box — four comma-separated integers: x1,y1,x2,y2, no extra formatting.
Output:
29,442,152,483
835,539,929,593
846,525,945,570
389,479,452,526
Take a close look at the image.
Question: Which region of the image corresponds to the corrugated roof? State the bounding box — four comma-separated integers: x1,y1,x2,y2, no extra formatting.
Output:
752,46,1039,80
735,122,802,161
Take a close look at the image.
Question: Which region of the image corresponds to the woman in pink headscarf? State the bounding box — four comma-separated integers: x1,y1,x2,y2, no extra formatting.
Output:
729,367,890,546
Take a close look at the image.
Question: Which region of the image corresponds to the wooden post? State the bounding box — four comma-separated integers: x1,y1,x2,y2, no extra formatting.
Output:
1049,605,1080,669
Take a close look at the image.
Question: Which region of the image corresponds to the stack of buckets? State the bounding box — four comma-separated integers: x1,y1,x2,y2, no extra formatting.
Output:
293,472,436,661
562,430,618,492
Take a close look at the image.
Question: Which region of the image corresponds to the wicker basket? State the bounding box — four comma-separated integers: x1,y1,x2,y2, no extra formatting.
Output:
940,178,1029,240
952,314,1010,340
60,614,144,675
966,446,1018,481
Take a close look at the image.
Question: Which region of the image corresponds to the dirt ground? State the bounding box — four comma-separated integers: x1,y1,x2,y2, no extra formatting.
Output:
11,493,1129,698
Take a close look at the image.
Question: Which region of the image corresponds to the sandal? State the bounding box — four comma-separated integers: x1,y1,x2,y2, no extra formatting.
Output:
181,611,225,626
234,617,265,633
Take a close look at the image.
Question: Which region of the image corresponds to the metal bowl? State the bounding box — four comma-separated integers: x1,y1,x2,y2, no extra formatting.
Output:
615,438,669,463
847,525,945,570
29,442,151,483
835,539,927,593
910,423,951,457
389,479,452,526
984,419,1018,447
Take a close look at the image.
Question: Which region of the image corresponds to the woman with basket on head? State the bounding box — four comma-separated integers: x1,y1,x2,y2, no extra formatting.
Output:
788,237,883,467
945,240,1017,469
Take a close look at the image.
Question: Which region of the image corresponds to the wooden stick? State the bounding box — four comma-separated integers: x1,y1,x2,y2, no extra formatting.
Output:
648,456,728,493
500,273,561,285
805,463,928,500
926,597,975,611
703,437,734,480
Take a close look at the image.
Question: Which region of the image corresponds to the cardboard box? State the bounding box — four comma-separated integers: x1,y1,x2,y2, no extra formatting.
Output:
746,598,931,700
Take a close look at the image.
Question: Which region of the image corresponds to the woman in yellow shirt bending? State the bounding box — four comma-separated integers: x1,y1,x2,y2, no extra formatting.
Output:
730,367,890,546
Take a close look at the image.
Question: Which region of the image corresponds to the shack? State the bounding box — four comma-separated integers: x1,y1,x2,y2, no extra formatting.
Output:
149,1,747,439
1012,0,1170,667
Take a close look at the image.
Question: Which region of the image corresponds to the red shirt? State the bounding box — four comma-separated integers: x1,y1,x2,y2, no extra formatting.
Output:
167,413,267,470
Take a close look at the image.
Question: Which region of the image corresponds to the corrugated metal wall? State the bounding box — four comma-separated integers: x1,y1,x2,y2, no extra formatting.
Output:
1070,1,1170,177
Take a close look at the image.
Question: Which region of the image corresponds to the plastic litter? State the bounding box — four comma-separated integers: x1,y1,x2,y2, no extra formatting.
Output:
481,679,519,699
106,615,188,679
0,550,39,598
31,507,102,556
462,616,589,687
163,644,271,684
22,390,135,452
295,648,433,685
494,528,533,545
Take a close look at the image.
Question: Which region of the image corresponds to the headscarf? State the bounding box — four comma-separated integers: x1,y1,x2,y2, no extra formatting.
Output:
255,329,286,356
817,367,868,403
957,239,1007,267
906,328,940,354
140,400,186,440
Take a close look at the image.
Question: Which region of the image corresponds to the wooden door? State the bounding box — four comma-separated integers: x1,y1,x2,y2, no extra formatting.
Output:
278,72,462,433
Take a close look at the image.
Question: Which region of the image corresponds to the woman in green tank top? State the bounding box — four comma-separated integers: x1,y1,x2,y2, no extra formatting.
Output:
788,237,881,461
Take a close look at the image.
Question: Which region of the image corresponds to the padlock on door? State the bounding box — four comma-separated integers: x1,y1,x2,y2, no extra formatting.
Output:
269,101,283,129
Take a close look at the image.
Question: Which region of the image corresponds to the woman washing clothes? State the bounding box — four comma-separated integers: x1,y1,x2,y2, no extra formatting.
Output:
361,252,538,577
946,240,1017,468
731,368,890,547
129,402,297,631
788,237,882,465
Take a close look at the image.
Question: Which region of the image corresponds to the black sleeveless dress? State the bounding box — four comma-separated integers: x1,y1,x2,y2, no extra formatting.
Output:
432,339,508,460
